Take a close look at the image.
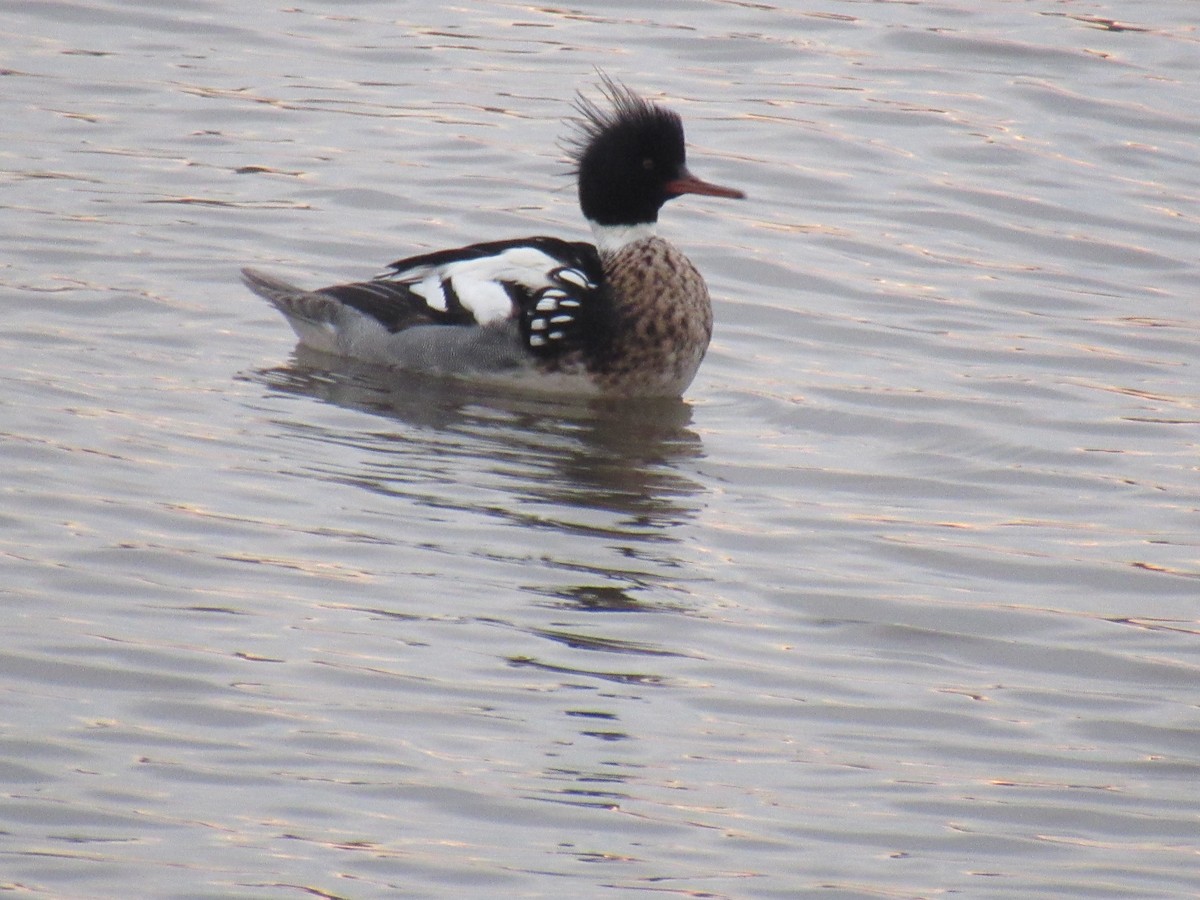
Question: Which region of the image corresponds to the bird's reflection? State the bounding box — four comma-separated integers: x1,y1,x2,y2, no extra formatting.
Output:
251,347,706,529
247,351,714,816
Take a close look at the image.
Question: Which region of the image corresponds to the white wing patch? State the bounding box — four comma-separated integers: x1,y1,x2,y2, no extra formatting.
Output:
525,288,584,349
553,268,593,291
390,246,573,325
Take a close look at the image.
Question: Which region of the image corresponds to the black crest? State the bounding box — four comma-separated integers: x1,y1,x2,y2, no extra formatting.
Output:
565,75,689,227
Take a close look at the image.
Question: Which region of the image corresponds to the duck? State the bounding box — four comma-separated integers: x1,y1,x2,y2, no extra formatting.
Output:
241,76,744,398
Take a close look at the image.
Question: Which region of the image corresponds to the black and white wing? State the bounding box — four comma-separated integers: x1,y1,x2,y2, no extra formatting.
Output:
369,236,607,355
243,237,607,363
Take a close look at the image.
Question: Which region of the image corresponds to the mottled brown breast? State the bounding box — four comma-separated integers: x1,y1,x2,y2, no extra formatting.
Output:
587,236,714,397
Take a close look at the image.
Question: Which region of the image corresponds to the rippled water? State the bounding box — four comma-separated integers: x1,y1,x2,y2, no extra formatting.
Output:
2,1,1197,897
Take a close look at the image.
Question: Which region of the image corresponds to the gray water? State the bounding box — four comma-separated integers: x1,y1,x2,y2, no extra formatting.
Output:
2,1,1197,897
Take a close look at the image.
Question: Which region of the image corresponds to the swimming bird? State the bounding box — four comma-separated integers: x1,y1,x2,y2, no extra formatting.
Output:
241,77,743,397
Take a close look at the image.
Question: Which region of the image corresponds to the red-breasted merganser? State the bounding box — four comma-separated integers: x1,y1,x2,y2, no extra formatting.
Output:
241,77,744,397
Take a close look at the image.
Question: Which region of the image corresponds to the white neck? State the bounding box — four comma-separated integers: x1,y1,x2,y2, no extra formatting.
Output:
589,221,657,257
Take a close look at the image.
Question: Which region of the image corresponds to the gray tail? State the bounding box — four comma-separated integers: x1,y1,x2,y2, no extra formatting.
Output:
240,267,338,327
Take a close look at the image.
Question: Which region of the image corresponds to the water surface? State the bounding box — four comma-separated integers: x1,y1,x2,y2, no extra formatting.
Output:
1,1,1197,897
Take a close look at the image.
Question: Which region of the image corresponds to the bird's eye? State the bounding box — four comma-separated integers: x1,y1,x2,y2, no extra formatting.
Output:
641,157,655,171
